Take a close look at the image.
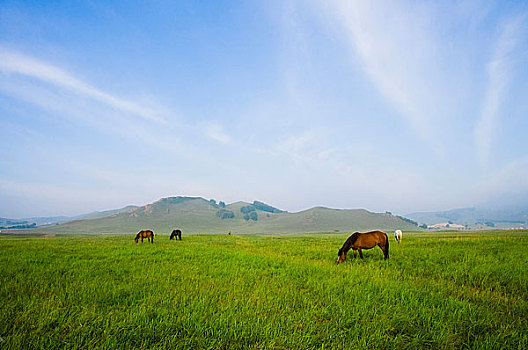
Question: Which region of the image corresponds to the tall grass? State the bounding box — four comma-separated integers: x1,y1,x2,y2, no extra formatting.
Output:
1,231,527,348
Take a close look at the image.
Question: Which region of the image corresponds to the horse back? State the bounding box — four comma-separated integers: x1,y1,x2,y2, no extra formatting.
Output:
355,231,387,249
138,230,153,237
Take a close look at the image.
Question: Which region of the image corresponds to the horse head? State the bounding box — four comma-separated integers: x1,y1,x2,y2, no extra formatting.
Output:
336,248,346,263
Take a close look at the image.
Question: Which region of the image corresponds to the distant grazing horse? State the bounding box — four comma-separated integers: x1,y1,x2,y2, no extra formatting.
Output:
394,229,402,244
170,229,182,240
337,231,389,263
135,230,154,244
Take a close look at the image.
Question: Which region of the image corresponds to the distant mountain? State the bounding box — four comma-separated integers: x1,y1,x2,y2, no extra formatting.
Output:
0,218,36,229
1,205,139,228
406,207,528,229
78,205,139,220
33,196,420,235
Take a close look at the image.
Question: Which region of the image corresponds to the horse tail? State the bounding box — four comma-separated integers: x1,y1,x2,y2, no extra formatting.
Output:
383,232,389,260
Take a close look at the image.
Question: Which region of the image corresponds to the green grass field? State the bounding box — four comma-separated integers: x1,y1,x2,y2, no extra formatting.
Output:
1,231,527,349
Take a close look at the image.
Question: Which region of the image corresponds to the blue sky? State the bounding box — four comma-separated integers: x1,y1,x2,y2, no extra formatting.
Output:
1,0,528,218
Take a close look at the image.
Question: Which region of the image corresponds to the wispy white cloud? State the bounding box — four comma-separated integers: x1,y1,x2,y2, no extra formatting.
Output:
0,75,184,152
322,2,442,143
0,47,166,123
474,16,525,166
202,121,231,144
311,1,498,162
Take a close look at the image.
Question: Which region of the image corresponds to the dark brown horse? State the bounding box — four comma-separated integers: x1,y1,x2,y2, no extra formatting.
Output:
337,231,389,263
169,229,182,240
135,230,154,244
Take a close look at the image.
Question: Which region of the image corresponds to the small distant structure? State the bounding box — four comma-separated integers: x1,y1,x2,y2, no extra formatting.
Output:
427,223,465,230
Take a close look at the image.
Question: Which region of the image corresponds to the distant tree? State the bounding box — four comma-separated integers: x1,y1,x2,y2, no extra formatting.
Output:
386,211,392,215
241,205,256,214
396,215,418,226
216,209,234,219
249,212,258,221
209,199,218,208
419,224,428,229
252,201,285,213
1,223,37,229
219,201,226,208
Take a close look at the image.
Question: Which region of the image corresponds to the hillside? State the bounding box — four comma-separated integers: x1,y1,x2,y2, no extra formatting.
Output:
0,205,140,228
35,196,420,235
0,218,36,229
79,205,139,220
407,207,528,229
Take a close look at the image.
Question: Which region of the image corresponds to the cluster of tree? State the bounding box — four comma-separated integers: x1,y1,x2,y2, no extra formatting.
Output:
244,212,258,221
252,201,285,213
396,215,418,226
216,209,234,219
240,201,284,215
210,199,226,209
0,223,37,229
240,205,256,214
478,221,495,227
0,218,30,226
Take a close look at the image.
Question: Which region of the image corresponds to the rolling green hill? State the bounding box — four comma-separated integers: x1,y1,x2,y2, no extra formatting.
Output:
35,196,420,235
407,207,528,229
78,205,139,220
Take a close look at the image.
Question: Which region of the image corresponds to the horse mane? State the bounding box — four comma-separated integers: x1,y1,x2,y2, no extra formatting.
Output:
340,232,360,253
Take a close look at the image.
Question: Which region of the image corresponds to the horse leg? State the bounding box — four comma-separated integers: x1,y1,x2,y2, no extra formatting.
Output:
379,243,388,260
352,249,357,259
141,237,144,243
358,248,363,259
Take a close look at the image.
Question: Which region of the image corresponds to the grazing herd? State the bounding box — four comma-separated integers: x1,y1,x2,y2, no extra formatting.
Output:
134,228,404,262
134,229,182,243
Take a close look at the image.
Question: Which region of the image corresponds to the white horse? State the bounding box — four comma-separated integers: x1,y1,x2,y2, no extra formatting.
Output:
394,230,402,244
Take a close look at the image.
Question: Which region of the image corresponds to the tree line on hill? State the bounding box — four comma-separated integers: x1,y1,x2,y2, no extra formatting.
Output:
215,200,285,221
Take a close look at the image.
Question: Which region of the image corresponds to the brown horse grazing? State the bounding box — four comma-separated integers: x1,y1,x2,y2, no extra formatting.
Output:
135,230,154,244
337,231,389,263
169,229,182,240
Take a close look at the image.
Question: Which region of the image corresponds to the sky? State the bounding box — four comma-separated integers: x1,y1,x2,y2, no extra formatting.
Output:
1,0,528,218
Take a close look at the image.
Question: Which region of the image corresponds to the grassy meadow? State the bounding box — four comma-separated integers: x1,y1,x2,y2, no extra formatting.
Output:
0,230,527,349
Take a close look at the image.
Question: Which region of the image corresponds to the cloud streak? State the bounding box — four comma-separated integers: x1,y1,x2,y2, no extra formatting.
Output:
474,16,525,166
324,1,444,150
0,48,166,124
202,122,232,144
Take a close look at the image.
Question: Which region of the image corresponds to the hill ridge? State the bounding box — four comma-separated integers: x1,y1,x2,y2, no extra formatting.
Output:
29,196,420,234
